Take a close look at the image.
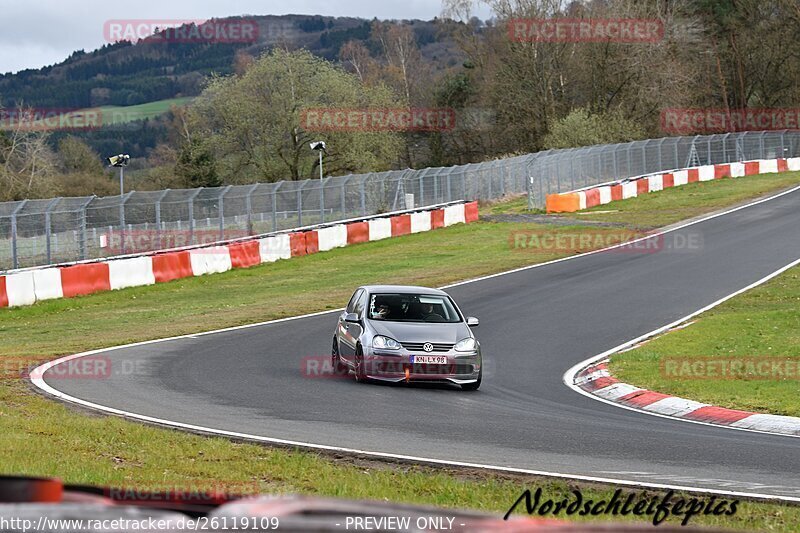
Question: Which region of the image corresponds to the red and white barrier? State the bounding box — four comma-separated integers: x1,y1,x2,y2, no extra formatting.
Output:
189,247,232,276
259,235,291,263
317,225,348,252
109,257,155,291
410,211,432,233
4,271,36,307
32,268,63,301
546,158,800,213
368,218,392,241
0,202,478,310
443,204,466,226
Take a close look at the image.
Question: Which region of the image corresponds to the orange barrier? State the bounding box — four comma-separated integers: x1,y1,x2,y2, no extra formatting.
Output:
228,241,261,269
464,201,479,223
636,179,649,195
152,251,193,283
390,215,411,237
545,193,580,213
0,276,7,308
431,209,445,229
60,263,111,298
744,162,760,175
289,233,307,257
687,168,699,183
663,173,674,189
346,222,369,244
585,189,601,208
715,164,730,179
778,158,789,172
610,184,623,201
305,231,319,254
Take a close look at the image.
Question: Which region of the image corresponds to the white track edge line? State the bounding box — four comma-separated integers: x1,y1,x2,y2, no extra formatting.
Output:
29,183,800,503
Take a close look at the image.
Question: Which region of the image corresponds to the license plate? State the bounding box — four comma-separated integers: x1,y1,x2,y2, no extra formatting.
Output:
410,355,448,364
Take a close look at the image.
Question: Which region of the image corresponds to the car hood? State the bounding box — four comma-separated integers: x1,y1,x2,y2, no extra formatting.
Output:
368,320,472,344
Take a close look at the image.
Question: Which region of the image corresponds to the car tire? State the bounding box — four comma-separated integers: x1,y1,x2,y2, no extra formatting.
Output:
331,338,347,377
461,370,482,391
354,346,368,382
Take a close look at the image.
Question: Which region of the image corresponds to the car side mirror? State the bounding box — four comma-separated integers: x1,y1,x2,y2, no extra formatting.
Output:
344,312,360,323
467,317,479,327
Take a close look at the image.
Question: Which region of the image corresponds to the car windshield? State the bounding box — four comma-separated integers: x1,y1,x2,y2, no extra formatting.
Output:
368,293,462,323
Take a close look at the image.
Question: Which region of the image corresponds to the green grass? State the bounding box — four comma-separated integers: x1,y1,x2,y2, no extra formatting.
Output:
610,266,800,417
96,97,194,125
3,175,800,529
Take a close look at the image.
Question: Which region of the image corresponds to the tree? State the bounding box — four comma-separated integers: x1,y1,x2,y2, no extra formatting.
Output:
185,48,404,182
57,136,104,174
542,108,646,149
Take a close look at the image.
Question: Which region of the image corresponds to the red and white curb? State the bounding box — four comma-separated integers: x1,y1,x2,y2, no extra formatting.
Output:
575,360,800,436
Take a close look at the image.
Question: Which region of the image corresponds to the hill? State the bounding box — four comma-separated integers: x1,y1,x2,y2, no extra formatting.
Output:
0,15,463,110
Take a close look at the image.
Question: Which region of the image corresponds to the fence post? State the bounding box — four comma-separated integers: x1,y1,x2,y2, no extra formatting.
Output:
218,185,232,241
44,198,62,264
360,175,368,216
187,188,202,246
340,176,351,217
245,184,257,235
272,182,281,232
10,200,27,270
79,196,94,260
297,182,304,227
154,190,169,250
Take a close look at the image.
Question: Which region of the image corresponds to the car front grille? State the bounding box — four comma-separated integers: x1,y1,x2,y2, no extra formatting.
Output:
401,342,455,353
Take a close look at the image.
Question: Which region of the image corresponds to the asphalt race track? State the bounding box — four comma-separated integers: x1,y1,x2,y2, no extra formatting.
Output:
41,188,800,498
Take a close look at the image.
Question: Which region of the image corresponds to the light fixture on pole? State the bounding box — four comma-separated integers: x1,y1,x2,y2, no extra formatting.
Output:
107,154,131,196
310,141,326,180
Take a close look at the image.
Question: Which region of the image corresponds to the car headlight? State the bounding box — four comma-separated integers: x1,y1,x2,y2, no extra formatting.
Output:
373,335,401,350
454,338,477,352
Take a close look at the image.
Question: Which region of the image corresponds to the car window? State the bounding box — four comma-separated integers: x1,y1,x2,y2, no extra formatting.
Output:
346,289,363,314
353,290,367,316
368,293,462,323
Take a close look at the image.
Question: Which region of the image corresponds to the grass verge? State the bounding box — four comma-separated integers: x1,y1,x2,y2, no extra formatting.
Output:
610,265,800,418
3,172,800,529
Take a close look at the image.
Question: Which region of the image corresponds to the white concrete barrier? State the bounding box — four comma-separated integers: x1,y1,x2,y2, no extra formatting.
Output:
32,268,64,301
317,225,348,252
108,257,156,290
368,218,392,241
259,235,291,263
5,271,36,307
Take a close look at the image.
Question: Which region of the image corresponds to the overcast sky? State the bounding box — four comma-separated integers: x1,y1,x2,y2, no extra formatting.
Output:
0,0,491,75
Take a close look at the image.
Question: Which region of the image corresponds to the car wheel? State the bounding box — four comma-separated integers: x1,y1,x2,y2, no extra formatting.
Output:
354,346,368,382
331,338,347,376
461,370,482,391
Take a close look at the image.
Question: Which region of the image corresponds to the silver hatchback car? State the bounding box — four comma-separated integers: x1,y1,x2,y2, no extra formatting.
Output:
331,285,482,390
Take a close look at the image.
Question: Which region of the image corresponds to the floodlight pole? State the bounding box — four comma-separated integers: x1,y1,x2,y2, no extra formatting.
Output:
319,149,324,180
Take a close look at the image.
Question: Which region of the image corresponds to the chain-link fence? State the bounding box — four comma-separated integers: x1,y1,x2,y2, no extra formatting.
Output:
2,130,799,271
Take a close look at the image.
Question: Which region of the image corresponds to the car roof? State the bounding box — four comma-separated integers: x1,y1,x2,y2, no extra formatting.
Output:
359,285,449,296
